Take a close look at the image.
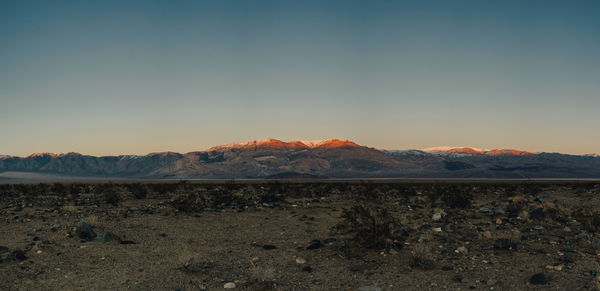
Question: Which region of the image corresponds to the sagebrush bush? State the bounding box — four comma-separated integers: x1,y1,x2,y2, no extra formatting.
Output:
337,204,403,249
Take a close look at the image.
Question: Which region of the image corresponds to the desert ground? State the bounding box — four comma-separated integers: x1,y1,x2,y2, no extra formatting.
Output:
1,181,600,290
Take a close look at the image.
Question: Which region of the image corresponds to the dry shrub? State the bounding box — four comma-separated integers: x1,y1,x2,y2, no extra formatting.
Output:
410,244,436,270
249,264,277,282
337,204,404,250
62,205,78,214
169,192,207,213
102,187,121,206
83,214,99,227
574,208,600,233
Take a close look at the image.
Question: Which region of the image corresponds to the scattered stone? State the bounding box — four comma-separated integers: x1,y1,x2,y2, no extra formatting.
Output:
486,279,497,286
223,282,236,289
302,266,313,272
119,240,136,245
388,249,399,255
456,246,468,254
0,246,9,253
159,233,168,237
296,257,307,264
262,245,277,250
441,265,453,271
529,273,548,285
546,264,564,271
432,213,443,221
533,225,544,231
482,231,492,239
307,240,323,250
358,286,382,291
322,238,337,244
479,207,492,213
76,221,96,240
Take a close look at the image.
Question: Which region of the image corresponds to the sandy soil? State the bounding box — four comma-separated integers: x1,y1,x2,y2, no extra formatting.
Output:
1,182,600,290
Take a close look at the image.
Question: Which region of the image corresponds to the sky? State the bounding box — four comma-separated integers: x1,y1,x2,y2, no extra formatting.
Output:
1,0,599,156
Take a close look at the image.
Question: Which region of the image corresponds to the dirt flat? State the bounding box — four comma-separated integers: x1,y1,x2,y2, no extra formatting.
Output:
1,182,600,290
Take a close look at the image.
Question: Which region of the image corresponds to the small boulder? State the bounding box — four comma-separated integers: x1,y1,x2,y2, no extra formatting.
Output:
529,273,548,285
76,221,96,240
295,257,307,264
223,282,236,289
307,240,324,250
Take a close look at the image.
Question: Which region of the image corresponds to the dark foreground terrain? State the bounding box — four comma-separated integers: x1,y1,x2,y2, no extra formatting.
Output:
1,181,600,290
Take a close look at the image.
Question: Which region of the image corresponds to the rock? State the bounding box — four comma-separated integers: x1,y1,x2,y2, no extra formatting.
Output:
529,273,548,285
10,248,27,261
441,265,453,271
486,279,497,286
388,249,399,255
432,213,443,221
296,257,307,264
533,225,544,231
307,240,323,250
302,266,313,272
159,233,168,237
456,246,468,254
453,274,463,283
120,240,136,245
512,196,527,203
479,207,492,213
358,286,382,291
432,227,442,232
546,264,564,271
495,218,503,225
322,238,337,244
262,245,277,250
482,231,492,239
76,221,96,240
223,282,236,289
0,246,9,253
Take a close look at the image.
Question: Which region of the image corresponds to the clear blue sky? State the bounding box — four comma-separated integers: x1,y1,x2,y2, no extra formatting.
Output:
1,0,599,156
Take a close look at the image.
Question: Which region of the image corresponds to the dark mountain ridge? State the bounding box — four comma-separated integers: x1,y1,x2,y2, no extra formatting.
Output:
1,139,599,179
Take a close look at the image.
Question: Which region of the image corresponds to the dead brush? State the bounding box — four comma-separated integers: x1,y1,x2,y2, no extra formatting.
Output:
83,214,99,227
62,205,78,214
169,192,207,213
574,208,600,233
409,244,436,270
336,204,404,250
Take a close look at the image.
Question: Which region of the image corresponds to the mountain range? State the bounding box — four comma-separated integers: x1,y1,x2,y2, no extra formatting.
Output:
1,138,600,179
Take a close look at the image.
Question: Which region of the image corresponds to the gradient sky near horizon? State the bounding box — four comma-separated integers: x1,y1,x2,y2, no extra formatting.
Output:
1,0,599,156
